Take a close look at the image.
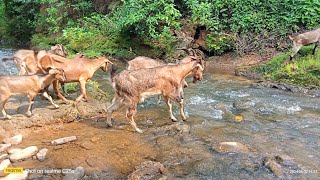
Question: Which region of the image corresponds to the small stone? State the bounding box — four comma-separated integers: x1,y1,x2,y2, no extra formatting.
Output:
0,144,11,153
0,171,28,180
275,154,295,166
90,137,100,143
3,134,23,145
0,159,11,177
175,123,190,133
53,146,63,150
128,161,167,180
80,142,95,150
51,136,77,145
234,115,244,122
214,142,249,153
7,148,22,154
0,154,9,161
63,166,85,180
36,148,48,162
9,146,38,162
264,158,284,178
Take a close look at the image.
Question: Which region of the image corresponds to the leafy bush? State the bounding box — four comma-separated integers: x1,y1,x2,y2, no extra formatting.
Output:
206,33,235,55
256,46,320,87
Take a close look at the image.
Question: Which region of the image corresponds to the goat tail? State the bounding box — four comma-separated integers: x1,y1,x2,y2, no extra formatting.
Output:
1,57,13,62
110,64,118,82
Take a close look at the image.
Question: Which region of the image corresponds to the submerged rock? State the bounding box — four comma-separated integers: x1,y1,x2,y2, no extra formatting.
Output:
175,123,191,134
274,154,295,166
36,148,48,162
128,161,167,180
3,134,23,145
264,158,285,178
0,144,11,153
9,146,38,162
214,142,250,153
51,136,77,145
63,166,85,180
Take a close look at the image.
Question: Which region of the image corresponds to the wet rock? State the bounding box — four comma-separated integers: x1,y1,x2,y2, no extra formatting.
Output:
36,148,48,162
85,157,104,167
3,134,23,145
0,159,11,177
275,154,295,166
214,142,249,153
0,154,9,161
80,141,95,150
175,123,190,134
0,144,11,153
63,166,85,180
233,100,255,111
9,146,38,162
0,171,28,180
7,148,22,154
264,158,285,178
128,161,167,180
51,136,77,145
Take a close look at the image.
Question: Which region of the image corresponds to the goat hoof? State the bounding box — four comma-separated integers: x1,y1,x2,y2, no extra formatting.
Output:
182,117,187,121
26,112,33,117
53,104,60,109
171,117,178,122
106,119,113,127
5,115,12,119
136,128,144,133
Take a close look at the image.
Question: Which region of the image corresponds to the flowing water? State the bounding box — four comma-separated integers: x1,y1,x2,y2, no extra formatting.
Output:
0,48,319,179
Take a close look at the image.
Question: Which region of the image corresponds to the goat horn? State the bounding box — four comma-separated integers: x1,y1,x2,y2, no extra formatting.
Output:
196,64,204,71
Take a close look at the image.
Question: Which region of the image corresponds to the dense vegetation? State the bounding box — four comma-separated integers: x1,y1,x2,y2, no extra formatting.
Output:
255,46,320,87
0,0,320,86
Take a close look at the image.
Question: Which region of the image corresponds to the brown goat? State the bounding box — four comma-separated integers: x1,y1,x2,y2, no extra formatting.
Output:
9,44,67,75
288,27,320,60
0,68,66,119
38,55,113,103
106,56,204,133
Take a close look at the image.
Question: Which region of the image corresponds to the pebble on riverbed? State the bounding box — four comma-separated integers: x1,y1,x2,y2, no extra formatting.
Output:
36,148,48,162
263,157,285,178
128,161,167,180
0,144,11,153
51,136,77,145
3,134,23,145
9,146,38,162
0,159,11,177
63,166,85,180
213,142,250,153
0,154,9,161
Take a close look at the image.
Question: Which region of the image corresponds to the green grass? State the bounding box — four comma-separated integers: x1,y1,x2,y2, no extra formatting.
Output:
256,45,320,87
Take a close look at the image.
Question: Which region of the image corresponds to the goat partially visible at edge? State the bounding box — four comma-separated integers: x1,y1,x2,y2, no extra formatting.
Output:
288,27,320,61
0,68,66,119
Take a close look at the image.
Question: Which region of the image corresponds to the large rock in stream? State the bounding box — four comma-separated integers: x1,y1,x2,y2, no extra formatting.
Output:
128,161,167,180
9,146,38,162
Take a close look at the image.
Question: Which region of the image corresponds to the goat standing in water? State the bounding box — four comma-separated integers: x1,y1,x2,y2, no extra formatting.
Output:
106,55,204,133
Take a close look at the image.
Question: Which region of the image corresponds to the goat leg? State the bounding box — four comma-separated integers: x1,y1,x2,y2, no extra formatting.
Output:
41,91,59,108
53,80,70,104
75,80,86,103
165,96,178,122
0,97,11,119
26,94,36,117
105,97,122,127
179,99,187,121
290,44,303,60
126,105,143,133
312,43,318,55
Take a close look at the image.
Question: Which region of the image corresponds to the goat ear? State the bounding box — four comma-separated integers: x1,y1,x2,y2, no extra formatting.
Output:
51,45,57,51
48,68,57,74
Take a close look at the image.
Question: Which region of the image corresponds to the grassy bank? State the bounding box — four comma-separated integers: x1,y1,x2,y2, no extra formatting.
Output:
255,46,320,87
